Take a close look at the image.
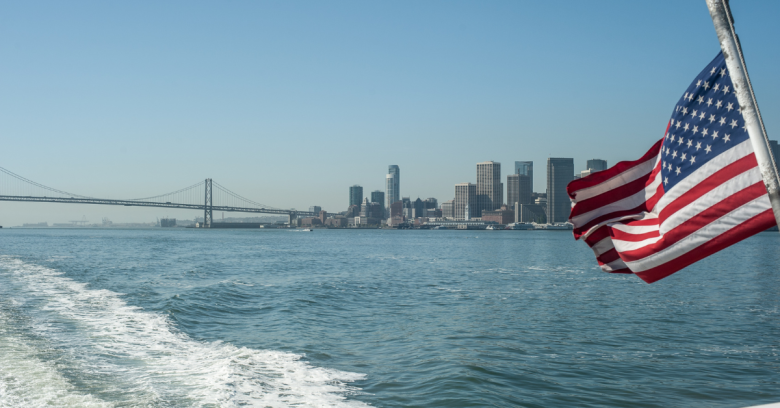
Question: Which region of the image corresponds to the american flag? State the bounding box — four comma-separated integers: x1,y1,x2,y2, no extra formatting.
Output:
567,52,777,284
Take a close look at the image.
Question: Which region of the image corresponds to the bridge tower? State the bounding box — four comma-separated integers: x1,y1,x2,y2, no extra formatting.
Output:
204,178,213,228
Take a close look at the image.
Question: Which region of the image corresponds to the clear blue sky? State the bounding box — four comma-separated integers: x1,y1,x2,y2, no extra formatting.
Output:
2,1,780,224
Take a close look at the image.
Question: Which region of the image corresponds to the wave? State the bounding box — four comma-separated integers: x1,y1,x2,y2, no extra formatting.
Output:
0,257,369,408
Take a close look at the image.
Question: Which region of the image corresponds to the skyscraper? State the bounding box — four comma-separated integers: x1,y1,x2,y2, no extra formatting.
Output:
371,190,385,218
455,183,477,220
546,158,574,223
515,161,533,193
476,161,502,217
507,174,519,210
586,159,608,172
386,165,400,211
506,174,533,210
349,185,363,209
769,140,780,169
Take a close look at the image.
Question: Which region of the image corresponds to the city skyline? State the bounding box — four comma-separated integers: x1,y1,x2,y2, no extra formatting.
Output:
2,2,780,225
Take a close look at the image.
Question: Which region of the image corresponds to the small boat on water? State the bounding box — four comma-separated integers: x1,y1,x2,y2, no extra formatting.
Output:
301,228,313,232
505,222,534,230
537,223,573,230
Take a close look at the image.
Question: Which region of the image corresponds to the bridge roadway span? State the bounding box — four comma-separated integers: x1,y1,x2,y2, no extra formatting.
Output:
0,195,317,218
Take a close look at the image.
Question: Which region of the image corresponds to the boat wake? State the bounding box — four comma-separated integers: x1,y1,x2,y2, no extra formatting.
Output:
0,256,369,408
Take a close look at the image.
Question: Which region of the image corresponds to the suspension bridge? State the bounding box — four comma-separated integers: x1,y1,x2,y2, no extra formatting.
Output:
0,167,317,227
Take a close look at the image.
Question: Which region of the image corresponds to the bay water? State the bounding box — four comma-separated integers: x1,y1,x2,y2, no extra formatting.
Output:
0,228,779,407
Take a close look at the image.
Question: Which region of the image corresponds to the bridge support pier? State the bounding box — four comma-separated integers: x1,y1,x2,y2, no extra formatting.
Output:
204,178,212,228
288,211,297,227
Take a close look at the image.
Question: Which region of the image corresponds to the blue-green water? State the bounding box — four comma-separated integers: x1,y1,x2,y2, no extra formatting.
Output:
0,228,779,407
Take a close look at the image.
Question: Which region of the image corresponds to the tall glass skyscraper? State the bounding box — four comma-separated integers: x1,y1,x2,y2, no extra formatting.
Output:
515,161,533,193
349,185,363,209
386,165,400,212
546,158,574,223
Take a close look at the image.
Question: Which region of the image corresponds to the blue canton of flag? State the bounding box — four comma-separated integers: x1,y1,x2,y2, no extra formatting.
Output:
663,53,748,189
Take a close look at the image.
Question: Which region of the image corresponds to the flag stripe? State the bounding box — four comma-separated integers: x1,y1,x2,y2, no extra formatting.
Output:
618,187,770,263
634,208,775,283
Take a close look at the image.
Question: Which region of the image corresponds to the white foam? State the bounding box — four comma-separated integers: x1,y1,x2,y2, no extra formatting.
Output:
0,310,113,408
0,256,370,407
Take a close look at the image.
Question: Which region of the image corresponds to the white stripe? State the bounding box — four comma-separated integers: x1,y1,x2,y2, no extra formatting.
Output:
612,235,662,252
624,195,772,272
655,139,754,213
590,236,614,256
610,223,660,235
571,155,658,202
601,258,628,273
659,169,764,235
570,169,662,227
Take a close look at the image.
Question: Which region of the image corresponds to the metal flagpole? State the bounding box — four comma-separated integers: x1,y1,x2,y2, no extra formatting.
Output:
706,0,780,228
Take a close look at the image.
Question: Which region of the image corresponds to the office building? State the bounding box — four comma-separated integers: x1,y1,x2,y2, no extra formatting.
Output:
349,185,363,209
506,174,532,210
441,200,455,219
309,206,321,213
515,161,533,193
586,159,608,173
371,190,385,218
424,197,438,210
455,183,477,220
476,161,502,217
517,204,547,223
770,140,780,169
386,165,400,212
546,158,574,223
507,174,519,210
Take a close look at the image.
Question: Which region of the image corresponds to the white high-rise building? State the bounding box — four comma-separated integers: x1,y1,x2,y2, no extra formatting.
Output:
386,165,400,215
476,161,502,218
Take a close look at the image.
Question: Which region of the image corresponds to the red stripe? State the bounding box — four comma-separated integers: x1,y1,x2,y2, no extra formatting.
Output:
635,209,776,283
570,168,656,218
596,248,621,265
583,225,611,246
610,228,660,242
658,153,758,222
607,268,633,275
567,139,663,198
572,181,664,239
618,182,769,262
614,217,659,227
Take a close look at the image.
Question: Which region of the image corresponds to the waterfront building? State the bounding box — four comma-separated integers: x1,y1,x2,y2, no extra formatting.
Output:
482,205,514,224
424,197,438,210
515,161,533,193
309,206,322,213
476,161,502,217
371,190,385,218
389,200,404,220
318,211,327,224
546,158,574,223
349,185,363,209
455,183,477,221
386,165,400,212
441,200,454,219
517,204,547,223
